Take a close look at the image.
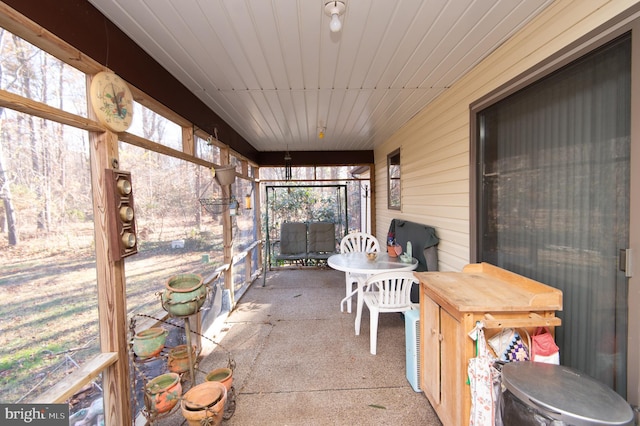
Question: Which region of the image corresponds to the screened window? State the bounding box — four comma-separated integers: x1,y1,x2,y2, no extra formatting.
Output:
196,135,221,164
387,149,401,210
0,33,87,116
475,34,630,395
127,103,182,150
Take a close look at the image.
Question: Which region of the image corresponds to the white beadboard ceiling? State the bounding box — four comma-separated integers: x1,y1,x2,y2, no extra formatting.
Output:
87,0,553,153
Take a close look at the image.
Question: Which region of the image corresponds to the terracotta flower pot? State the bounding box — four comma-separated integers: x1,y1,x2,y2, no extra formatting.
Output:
132,327,168,359
161,274,206,317
205,367,233,392
387,244,402,257
145,373,182,414
167,344,197,374
181,381,227,426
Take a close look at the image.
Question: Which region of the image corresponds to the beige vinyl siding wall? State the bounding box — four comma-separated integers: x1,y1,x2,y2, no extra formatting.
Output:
374,0,640,272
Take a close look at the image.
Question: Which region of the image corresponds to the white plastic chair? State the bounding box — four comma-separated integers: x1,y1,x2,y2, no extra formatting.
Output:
359,271,419,355
339,232,381,313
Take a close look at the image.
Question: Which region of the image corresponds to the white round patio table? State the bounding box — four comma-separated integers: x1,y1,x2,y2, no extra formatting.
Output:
328,252,418,335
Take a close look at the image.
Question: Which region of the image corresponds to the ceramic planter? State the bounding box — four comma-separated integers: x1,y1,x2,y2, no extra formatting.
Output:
214,164,236,186
181,381,227,426
144,373,182,414
205,367,233,392
161,274,206,317
387,244,402,257
167,344,197,374
132,327,168,359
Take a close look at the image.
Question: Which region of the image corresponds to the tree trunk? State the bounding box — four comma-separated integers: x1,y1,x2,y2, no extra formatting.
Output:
195,165,202,228
0,31,18,245
12,35,45,231
57,61,65,228
0,113,19,245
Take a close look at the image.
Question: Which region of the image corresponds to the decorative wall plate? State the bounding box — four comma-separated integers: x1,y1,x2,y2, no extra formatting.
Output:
90,71,134,132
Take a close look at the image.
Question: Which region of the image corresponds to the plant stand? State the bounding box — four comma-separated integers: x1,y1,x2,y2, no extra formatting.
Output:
128,276,237,425
181,315,196,385
224,385,237,420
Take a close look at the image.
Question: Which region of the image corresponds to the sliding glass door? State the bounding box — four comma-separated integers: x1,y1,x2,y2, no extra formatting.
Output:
476,34,630,395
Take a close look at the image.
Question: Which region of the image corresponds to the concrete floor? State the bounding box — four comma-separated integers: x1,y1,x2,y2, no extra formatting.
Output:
157,268,442,425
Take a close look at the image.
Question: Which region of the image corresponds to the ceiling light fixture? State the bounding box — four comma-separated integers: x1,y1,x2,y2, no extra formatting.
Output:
324,1,346,33
318,127,326,139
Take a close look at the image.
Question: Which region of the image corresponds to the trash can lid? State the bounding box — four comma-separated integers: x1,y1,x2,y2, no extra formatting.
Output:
501,362,634,426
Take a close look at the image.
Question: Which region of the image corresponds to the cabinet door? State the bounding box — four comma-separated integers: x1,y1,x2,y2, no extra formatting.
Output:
440,308,462,426
420,296,440,404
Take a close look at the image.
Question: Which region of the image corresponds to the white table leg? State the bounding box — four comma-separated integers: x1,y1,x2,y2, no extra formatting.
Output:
354,276,367,335
340,287,358,312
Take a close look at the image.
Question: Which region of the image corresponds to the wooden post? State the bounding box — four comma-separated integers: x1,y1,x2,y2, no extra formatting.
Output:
254,167,263,271
369,163,376,236
182,126,195,156
88,76,131,426
220,148,235,306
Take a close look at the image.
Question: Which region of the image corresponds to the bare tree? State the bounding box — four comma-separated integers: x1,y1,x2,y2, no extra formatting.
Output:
0,114,18,245
0,30,18,244
12,34,48,231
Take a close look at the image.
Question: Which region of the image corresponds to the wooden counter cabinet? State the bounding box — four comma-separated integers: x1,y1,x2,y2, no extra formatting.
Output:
416,263,562,426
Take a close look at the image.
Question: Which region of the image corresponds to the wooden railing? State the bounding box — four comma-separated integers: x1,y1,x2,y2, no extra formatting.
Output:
33,352,118,404
32,239,261,406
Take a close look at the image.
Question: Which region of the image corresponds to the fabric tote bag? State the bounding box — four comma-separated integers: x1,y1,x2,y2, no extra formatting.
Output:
487,328,530,362
531,327,560,364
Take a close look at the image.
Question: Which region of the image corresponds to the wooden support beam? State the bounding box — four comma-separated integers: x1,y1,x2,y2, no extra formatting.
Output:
88,74,131,426
0,88,104,132
182,125,195,156
254,167,263,270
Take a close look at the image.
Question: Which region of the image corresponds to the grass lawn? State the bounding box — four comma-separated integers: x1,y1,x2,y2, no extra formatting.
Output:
0,231,223,404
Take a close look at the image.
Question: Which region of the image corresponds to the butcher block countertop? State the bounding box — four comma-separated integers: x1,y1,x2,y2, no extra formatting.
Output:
417,262,563,426
415,262,563,313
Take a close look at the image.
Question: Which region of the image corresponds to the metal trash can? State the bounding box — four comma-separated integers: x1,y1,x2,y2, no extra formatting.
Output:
499,362,634,426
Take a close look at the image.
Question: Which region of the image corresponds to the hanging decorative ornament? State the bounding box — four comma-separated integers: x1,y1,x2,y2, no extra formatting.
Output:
284,151,292,180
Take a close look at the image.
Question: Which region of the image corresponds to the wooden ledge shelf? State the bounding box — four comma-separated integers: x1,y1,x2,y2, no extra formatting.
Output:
482,312,562,329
